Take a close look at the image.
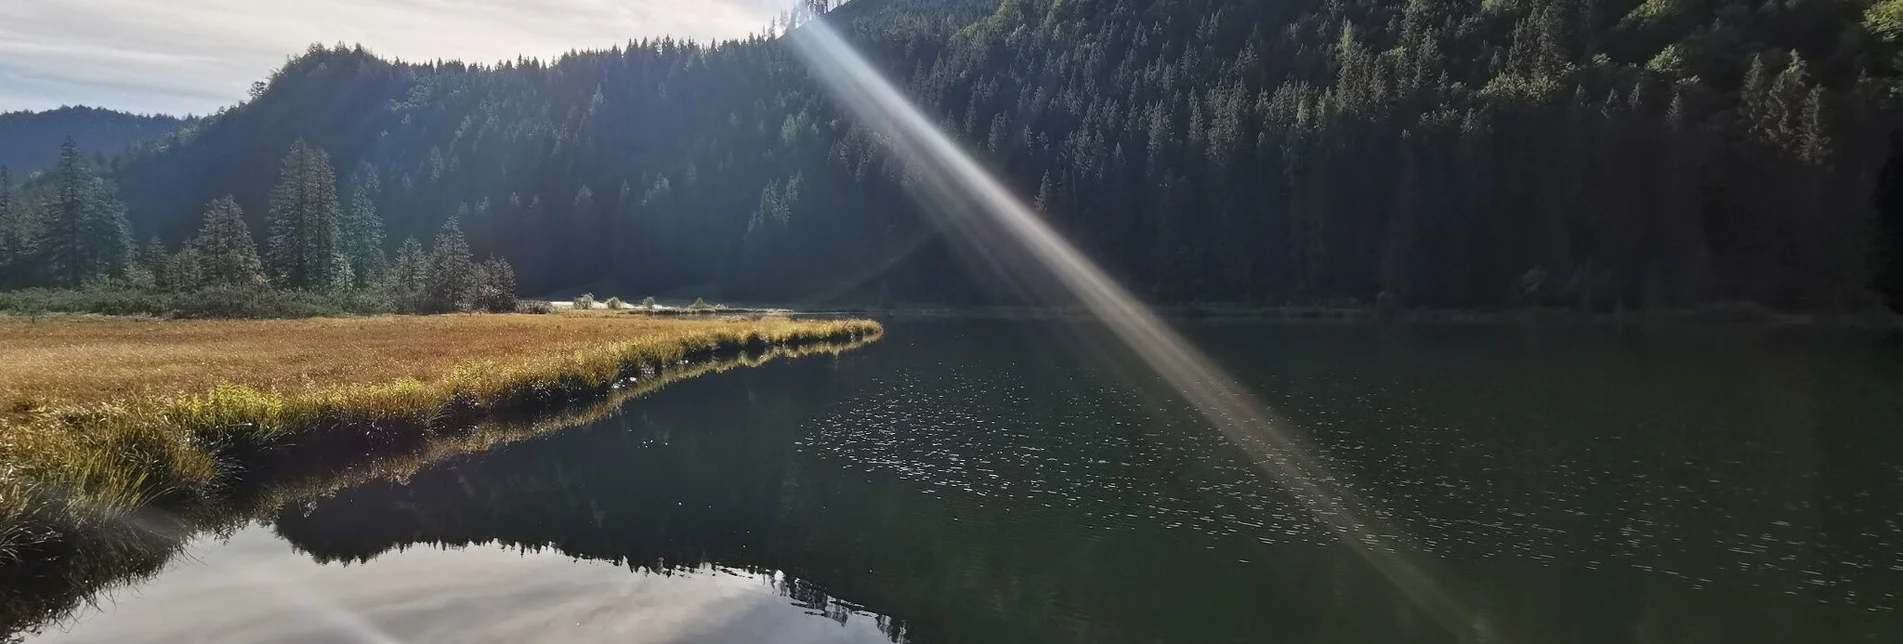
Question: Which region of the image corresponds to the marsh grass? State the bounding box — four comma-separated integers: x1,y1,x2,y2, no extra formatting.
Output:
0,332,879,636
0,313,880,634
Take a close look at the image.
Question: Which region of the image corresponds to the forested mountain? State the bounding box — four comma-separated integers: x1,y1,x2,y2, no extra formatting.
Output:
27,0,1903,309
0,107,185,173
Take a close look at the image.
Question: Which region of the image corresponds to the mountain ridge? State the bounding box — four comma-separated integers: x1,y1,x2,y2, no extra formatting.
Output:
0,106,186,173
35,0,1903,309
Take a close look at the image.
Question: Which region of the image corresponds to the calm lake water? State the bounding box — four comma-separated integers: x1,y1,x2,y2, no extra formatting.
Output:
27,320,1903,643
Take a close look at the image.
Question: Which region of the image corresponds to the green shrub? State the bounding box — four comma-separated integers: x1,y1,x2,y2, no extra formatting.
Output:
688,297,715,311
0,278,519,320
605,297,626,310
517,300,555,314
170,286,383,318
572,293,596,310
640,296,657,311
0,288,168,317
0,286,387,319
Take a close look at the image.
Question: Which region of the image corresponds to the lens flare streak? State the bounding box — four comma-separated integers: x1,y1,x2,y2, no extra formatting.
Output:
790,19,1471,637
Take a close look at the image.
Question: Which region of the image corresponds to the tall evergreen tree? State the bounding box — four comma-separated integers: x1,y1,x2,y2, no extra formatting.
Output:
140,236,168,279
36,138,130,287
426,217,477,312
339,181,388,288
387,236,430,313
0,166,22,285
474,255,519,312
158,247,203,292
265,140,343,290
192,196,268,288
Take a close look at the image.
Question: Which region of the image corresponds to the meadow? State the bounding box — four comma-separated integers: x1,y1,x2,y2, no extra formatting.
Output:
0,312,873,416
0,311,881,629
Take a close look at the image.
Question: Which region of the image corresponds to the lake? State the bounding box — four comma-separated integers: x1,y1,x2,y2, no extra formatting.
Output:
24,319,1903,643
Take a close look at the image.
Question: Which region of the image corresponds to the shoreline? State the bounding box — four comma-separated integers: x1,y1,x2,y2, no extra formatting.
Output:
0,315,881,635
770,304,1902,329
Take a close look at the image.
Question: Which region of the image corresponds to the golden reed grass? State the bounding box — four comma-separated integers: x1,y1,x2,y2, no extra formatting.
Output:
0,312,881,580
0,325,880,635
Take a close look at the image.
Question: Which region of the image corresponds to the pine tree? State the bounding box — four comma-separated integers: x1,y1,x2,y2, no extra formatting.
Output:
475,256,518,312
1741,53,1776,142
1798,87,1832,166
386,236,429,313
339,182,388,288
140,237,168,279
426,217,477,312
1767,53,1815,156
326,250,354,293
265,140,344,290
36,138,130,287
158,247,203,292
779,172,801,223
120,255,155,290
750,179,782,233
192,196,268,288
1033,172,1055,213
0,166,22,285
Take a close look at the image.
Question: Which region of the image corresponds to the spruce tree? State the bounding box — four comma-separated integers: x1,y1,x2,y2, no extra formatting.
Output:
475,256,518,312
339,182,388,288
1768,54,1815,156
1798,87,1831,166
121,243,156,289
750,179,781,233
325,247,354,294
426,217,477,312
1741,53,1775,141
192,196,268,288
387,236,429,313
140,236,168,276
36,138,130,287
159,247,204,292
0,166,21,285
265,140,344,290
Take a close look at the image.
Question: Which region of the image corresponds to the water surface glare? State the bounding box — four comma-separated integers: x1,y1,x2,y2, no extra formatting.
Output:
28,320,1903,643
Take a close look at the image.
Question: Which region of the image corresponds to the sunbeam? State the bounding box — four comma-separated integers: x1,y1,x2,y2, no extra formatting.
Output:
789,18,1474,638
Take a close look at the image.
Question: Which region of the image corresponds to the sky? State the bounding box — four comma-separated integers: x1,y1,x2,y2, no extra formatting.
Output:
0,0,790,117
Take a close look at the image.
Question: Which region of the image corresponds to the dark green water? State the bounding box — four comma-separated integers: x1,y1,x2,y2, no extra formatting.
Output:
30,320,1903,642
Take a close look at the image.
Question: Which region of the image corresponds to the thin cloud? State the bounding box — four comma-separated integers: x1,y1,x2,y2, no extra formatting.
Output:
0,0,791,115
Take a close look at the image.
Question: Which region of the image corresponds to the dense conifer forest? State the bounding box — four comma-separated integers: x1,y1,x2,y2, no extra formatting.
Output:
5,0,1903,311
0,107,184,172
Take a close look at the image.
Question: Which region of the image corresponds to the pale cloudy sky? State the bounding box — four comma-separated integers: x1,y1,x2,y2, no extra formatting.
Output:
0,0,789,116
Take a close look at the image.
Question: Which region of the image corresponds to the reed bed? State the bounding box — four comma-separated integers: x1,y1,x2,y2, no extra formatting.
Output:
0,330,879,635
0,312,881,611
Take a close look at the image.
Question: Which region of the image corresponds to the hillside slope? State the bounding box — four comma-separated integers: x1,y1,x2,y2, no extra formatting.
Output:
102,0,1903,309
0,107,185,173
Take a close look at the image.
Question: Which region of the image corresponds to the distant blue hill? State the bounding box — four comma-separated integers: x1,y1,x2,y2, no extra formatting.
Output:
0,106,186,173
